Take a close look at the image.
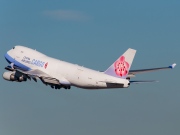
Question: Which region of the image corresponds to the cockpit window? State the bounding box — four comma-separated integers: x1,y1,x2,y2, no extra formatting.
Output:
13,47,15,49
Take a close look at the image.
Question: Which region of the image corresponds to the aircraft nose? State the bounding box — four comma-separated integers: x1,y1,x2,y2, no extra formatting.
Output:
4,50,14,64
5,52,11,63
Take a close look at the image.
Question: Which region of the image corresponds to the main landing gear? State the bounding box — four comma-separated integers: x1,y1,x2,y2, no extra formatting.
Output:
50,85,71,90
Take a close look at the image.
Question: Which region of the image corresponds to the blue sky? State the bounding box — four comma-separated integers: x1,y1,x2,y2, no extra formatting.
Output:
0,0,180,135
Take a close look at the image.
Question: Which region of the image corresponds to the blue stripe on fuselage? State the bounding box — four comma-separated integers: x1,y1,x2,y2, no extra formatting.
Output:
4,53,31,71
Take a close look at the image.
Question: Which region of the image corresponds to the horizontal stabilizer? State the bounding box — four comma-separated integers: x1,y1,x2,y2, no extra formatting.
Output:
130,80,159,84
129,63,177,75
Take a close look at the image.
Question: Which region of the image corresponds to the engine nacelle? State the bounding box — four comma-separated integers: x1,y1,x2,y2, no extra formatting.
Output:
19,76,27,82
2,71,27,82
3,71,16,81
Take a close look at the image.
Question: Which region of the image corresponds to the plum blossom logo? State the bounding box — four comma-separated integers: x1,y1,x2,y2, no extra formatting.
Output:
44,62,48,69
114,56,129,77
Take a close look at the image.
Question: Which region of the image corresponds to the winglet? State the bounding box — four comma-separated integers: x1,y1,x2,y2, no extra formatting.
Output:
169,63,176,69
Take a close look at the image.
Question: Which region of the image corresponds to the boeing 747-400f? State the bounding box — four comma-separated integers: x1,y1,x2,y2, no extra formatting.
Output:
3,46,176,90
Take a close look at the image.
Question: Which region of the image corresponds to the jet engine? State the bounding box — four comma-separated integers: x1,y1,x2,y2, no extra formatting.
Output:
3,71,27,82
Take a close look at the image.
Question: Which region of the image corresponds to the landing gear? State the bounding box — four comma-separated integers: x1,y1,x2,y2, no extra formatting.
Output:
50,84,71,90
55,85,61,89
63,86,71,89
50,85,60,89
50,85,71,90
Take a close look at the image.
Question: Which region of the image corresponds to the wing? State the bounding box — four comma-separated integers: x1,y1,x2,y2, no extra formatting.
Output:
16,69,60,84
128,63,176,77
5,65,71,89
18,69,71,89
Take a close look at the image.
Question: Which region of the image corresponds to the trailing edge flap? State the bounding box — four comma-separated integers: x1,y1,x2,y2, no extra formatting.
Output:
16,69,70,85
16,69,59,84
16,69,51,78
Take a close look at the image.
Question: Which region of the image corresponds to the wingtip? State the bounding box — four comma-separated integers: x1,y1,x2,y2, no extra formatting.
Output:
169,63,177,69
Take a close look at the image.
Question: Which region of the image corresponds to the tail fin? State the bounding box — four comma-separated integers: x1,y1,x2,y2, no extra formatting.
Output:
104,48,136,79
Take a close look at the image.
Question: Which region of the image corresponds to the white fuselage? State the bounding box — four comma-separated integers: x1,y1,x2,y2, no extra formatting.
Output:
5,46,129,89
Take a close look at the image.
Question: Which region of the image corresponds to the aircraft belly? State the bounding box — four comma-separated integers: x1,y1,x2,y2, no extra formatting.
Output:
70,70,121,89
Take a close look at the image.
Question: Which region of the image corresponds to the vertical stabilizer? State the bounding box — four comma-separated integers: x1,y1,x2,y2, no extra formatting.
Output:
104,48,136,79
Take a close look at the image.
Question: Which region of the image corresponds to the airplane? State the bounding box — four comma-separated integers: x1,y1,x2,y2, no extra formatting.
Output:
2,46,176,90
